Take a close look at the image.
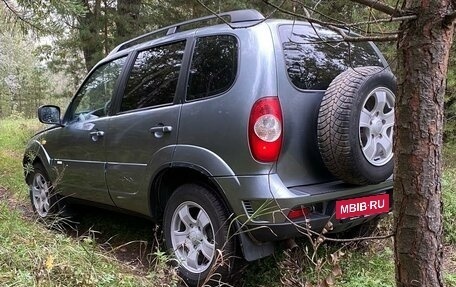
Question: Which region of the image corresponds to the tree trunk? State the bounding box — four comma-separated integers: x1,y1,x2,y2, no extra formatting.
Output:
394,1,455,286
77,0,104,71
115,0,141,44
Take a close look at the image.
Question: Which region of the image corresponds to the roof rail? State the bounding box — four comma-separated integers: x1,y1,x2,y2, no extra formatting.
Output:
109,9,265,55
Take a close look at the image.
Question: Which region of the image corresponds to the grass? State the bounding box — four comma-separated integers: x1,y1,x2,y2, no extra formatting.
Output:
443,145,456,245
0,117,455,286
0,118,41,200
240,227,396,287
0,206,144,286
337,244,394,287
0,118,179,287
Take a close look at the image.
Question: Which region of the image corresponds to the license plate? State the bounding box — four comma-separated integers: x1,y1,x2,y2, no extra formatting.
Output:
335,194,389,220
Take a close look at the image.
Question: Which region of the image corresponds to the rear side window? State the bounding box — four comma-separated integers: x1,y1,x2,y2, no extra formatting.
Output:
121,41,185,112
186,35,238,101
279,25,383,90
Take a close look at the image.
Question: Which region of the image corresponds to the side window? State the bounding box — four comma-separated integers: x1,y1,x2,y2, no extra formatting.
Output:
120,41,186,112
186,35,238,101
68,57,126,122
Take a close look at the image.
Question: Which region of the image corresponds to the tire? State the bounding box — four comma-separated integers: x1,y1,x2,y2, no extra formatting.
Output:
28,163,62,218
317,66,396,185
163,184,235,287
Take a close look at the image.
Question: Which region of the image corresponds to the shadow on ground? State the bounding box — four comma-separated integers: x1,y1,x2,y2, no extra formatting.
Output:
51,204,159,274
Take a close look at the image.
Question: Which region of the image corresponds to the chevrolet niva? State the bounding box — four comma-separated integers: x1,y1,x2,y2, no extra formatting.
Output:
24,9,395,286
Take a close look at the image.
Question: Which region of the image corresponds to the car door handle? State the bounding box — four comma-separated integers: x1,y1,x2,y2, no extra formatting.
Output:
150,125,172,138
149,126,173,133
89,130,104,141
89,130,105,137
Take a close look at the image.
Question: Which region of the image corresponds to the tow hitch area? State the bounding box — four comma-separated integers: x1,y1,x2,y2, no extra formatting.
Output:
336,194,389,220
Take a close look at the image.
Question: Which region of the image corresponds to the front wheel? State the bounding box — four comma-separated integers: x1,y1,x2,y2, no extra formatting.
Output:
28,163,62,218
163,184,235,287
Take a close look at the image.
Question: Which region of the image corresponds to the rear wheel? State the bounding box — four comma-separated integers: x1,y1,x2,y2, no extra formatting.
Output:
163,184,235,287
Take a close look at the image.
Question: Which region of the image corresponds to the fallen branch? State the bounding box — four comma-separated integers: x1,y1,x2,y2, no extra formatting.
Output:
350,0,405,16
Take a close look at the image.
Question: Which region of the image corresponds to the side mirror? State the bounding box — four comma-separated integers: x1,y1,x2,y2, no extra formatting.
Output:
38,105,61,125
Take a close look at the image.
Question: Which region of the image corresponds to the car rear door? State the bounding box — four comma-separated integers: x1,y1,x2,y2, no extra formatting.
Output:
104,40,187,215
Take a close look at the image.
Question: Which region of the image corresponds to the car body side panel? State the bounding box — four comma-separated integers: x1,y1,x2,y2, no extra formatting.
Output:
37,118,113,204
172,145,237,177
177,24,278,176
24,134,55,179
105,105,181,214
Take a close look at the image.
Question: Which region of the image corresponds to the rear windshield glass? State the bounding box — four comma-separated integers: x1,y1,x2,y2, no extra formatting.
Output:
279,25,383,90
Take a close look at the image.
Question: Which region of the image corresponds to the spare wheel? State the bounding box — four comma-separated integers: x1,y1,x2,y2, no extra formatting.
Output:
317,66,396,185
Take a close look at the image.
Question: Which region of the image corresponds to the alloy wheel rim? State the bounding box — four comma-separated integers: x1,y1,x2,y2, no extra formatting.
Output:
31,173,50,217
170,201,215,274
358,87,395,166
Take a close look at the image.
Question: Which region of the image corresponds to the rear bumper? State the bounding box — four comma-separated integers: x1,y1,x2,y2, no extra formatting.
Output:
246,200,392,242
215,174,393,242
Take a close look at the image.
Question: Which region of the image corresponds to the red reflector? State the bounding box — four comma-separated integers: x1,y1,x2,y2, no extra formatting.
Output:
335,194,389,220
287,206,310,220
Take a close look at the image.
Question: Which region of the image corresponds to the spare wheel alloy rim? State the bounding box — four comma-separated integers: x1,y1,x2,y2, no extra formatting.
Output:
170,201,215,274
358,87,395,166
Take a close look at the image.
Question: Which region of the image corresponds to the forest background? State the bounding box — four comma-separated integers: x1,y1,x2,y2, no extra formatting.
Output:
2,0,456,141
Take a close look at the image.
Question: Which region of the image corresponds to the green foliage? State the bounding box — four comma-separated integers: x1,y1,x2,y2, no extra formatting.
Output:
447,273,456,287
443,145,456,244
0,27,50,118
445,46,456,142
242,255,282,286
241,238,395,287
9,0,87,35
37,37,86,94
0,206,159,287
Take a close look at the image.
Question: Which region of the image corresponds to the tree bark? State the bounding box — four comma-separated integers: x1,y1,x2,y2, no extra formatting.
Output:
115,0,141,44
77,0,103,71
394,1,455,286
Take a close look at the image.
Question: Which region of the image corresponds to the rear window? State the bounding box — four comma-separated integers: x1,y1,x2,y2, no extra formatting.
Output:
279,25,383,90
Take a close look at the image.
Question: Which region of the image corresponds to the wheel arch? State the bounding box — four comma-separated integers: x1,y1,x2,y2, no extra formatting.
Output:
149,165,234,222
150,164,277,262
23,140,53,184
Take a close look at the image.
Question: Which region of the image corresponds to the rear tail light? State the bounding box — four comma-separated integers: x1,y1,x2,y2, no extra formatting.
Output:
249,97,283,162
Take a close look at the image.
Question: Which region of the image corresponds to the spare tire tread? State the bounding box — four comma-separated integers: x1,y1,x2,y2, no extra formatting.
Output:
318,66,390,185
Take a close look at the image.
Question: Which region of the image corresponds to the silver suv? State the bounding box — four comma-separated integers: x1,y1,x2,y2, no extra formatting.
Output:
24,9,395,286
